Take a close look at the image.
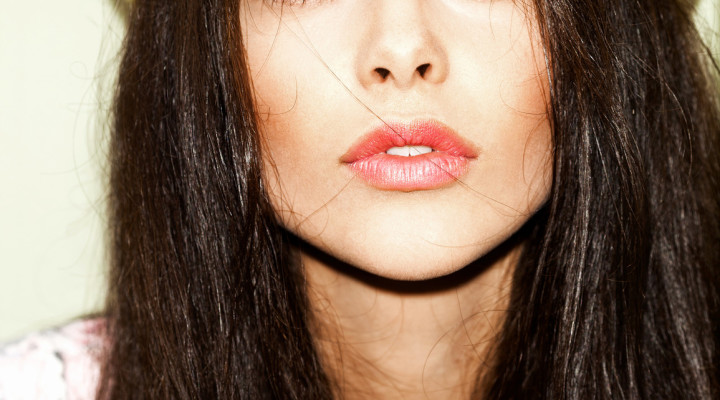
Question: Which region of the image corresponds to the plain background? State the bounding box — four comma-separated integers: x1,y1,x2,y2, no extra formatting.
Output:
0,0,126,341
0,1,718,342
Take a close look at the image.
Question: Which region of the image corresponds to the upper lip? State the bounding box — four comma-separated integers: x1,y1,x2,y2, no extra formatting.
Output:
340,120,479,163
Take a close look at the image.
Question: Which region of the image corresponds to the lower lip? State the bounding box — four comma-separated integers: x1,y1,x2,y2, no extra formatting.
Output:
346,152,471,191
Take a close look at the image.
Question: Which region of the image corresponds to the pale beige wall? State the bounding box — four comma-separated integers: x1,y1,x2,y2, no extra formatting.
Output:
0,1,718,342
0,0,124,341
699,0,720,49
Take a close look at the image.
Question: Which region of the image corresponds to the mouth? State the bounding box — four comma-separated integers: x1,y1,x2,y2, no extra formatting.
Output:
341,120,479,191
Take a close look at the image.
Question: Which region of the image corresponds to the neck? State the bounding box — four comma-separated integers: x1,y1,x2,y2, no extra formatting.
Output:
299,242,519,400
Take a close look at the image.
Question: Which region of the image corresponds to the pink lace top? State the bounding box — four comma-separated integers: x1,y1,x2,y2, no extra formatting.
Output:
0,319,104,400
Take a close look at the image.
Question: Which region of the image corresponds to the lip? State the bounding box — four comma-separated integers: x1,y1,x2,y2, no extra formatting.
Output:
341,120,479,191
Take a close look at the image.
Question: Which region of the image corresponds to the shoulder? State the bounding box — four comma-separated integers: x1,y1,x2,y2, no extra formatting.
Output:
0,318,105,400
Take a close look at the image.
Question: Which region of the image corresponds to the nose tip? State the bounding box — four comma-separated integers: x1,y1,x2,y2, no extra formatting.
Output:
356,4,448,90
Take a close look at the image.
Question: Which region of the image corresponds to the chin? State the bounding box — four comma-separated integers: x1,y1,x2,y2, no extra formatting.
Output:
348,248,485,281
294,219,523,283
283,191,543,284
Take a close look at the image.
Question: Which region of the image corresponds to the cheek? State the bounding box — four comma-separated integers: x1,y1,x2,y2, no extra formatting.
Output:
498,77,553,209
456,39,552,216
243,31,333,216
510,58,553,211
254,72,354,232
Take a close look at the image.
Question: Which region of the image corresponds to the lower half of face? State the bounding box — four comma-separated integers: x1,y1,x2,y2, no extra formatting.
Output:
242,0,552,280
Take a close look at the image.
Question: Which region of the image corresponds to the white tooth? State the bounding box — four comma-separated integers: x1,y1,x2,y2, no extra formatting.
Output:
386,146,434,157
386,146,411,156
409,146,433,156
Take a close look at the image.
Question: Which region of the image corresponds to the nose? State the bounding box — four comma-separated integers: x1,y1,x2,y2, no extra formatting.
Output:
356,1,449,90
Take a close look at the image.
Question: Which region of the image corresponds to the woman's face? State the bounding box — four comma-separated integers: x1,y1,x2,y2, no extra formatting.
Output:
241,0,552,280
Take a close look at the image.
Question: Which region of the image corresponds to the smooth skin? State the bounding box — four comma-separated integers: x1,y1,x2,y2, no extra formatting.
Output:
241,0,551,397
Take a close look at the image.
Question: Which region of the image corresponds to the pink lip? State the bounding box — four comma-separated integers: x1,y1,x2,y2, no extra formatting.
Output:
341,120,479,191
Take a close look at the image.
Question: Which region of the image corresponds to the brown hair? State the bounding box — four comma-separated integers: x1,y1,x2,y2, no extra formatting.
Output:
101,0,720,398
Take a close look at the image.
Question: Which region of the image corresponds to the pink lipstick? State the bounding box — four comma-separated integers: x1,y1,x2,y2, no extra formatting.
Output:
341,120,478,191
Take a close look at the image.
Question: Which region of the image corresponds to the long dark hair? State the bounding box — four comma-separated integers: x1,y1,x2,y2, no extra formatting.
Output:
100,0,720,398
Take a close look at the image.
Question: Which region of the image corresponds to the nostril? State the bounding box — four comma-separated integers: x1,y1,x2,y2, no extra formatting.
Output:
416,63,430,77
374,67,390,80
